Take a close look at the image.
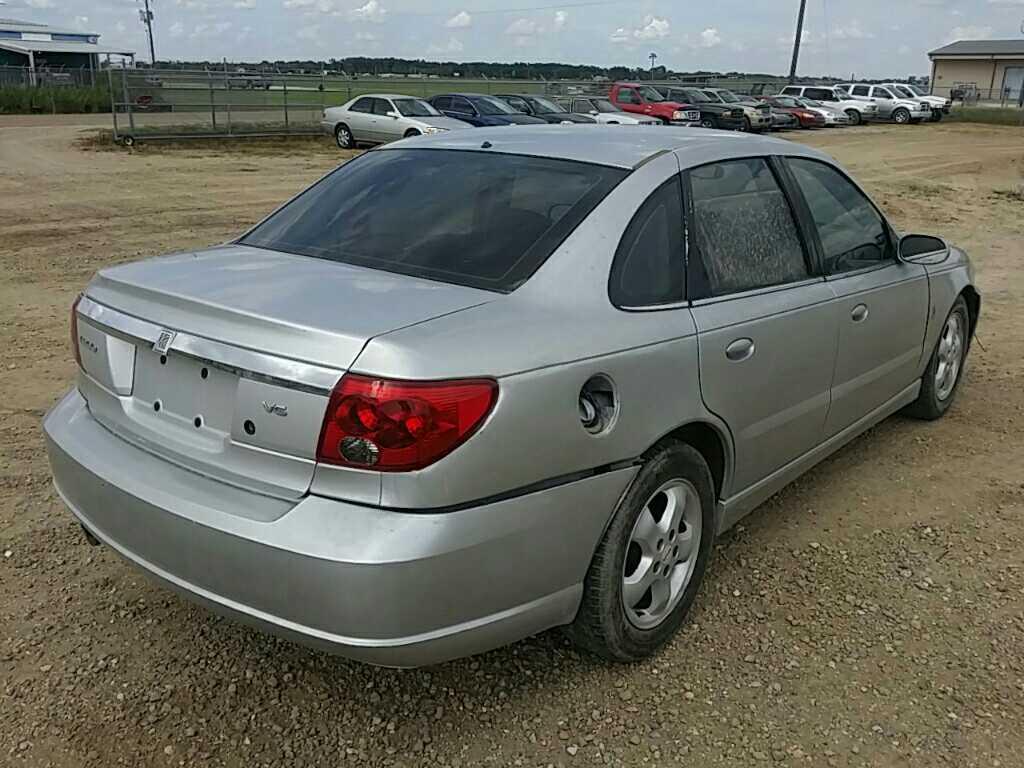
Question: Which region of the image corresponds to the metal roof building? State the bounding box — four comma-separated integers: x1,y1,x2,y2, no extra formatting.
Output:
0,18,135,83
928,39,1024,104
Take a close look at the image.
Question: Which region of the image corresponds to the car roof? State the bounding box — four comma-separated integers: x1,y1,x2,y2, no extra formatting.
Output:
434,93,498,99
350,93,425,100
377,124,832,170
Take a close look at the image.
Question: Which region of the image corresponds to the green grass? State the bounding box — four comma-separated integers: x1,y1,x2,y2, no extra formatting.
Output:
0,84,112,114
946,106,1024,126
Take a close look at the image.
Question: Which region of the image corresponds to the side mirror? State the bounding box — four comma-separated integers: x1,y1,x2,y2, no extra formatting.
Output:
899,234,948,261
386,111,400,119
589,110,599,115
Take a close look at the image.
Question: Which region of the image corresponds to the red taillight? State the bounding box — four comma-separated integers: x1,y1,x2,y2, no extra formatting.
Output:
71,294,82,366
316,375,498,472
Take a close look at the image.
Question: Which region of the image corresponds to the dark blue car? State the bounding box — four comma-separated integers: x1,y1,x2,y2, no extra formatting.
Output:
427,93,547,127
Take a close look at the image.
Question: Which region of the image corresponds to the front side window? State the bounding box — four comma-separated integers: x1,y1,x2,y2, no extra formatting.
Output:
372,98,393,116
431,96,452,111
786,158,892,275
688,158,809,298
637,86,666,102
240,149,628,293
394,98,439,117
449,96,474,114
501,95,530,112
873,87,895,99
608,178,684,307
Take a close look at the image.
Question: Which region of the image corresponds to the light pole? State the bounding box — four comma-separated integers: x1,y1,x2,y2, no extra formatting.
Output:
649,51,657,80
788,0,807,84
138,0,156,66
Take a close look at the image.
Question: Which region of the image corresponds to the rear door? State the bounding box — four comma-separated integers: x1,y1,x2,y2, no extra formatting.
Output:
686,157,838,492
347,96,375,142
783,157,928,436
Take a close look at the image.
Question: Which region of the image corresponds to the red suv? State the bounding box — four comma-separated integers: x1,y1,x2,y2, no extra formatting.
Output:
608,83,701,126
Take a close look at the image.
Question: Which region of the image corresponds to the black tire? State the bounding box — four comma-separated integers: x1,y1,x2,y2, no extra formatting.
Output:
403,128,421,138
700,117,716,129
567,441,716,662
741,115,751,132
335,123,354,149
904,296,970,421
930,110,943,122
845,109,862,126
893,108,911,125
121,135,135,147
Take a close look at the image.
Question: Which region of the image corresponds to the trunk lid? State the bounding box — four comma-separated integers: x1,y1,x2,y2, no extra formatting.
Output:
77,244,493,500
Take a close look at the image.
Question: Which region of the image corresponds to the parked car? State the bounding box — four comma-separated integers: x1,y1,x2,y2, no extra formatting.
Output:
322,94,472,149
46,126,979,667
555,96,661,125
768,108,800,131
881,83,951,121
428,93,547,127
656,86,746,130
227,73,271,90
698,88,773,132
607,82,701,126
494,94,596,124
837,84,931,124
778,84,878,125
792,97,852,127
762,96,828,128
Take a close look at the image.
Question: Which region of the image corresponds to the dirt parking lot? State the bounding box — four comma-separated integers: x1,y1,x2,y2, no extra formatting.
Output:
1,120,1022,768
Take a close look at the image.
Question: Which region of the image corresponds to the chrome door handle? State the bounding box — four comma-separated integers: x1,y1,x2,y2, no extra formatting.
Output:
851,304,869,323
725,338,755,362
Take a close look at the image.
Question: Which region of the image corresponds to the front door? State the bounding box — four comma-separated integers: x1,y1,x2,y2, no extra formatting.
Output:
869,86,897,118
372,97,401,142
783,157,929,436
686,157,838,492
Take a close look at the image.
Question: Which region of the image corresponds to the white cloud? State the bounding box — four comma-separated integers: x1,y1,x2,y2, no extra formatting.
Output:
505,18,540,36
610,15,670,44
699,27,721,47
355,30,377,41
296,25,324,45
72,15,90,29
192,21,232,38
553,10,567,31
428,36,464,54
349,0,386,22
832,21,873,40
25,0,54,9
114,21,126,34
169,21,185,38
233,0,256,8
175,0,208,9
445,11,472,29
949,25,993,41
283,0,315,7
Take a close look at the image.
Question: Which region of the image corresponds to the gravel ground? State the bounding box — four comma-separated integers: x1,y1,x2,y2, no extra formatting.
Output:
1,120,1022,768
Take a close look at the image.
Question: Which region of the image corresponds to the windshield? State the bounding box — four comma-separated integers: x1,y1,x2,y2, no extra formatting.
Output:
801,99,824,108
591,99,619,113
715,90,741,103
239,149,627,293
528,96,566,114
892,85,916,99
907,84,928,96
637,85,666,102
773,97,800,108
393,98,440,117
681,89,710,103
472,96,517,115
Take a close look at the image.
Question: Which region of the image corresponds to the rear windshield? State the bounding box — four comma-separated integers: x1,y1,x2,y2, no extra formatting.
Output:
240,149,627,292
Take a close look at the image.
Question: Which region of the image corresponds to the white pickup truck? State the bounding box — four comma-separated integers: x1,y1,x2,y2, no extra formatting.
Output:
878,83,951,122
777,85,879,125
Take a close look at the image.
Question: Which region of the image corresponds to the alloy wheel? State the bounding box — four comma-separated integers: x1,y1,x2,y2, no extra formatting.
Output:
935,312,965,402
335,126,353,149
621,479,703,630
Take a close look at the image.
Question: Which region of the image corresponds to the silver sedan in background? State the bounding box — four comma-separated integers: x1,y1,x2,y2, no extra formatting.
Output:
556,96,661,125
45,127,978,667
322,93,472,148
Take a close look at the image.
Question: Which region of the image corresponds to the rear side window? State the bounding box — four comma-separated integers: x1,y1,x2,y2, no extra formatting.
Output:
350,97,373,113
688,158,809,298
781,86,801,96
852,85,869,97
432,96,451,111
240,149,627,293
609,178,684,308
786,158,892,274
805,87,834,101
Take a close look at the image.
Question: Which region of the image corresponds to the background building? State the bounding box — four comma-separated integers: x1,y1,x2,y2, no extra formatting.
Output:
0,18,134,84
928,39,1024,105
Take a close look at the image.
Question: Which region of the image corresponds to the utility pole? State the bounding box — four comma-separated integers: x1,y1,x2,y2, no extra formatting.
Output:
139,0,156,66
788,0,807,84
649,51,657,80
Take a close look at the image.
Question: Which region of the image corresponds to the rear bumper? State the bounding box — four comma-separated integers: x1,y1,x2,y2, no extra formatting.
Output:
44,389,636,667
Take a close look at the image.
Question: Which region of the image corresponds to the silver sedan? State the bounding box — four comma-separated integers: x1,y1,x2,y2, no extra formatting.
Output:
322,93,472,148
45,127,979,667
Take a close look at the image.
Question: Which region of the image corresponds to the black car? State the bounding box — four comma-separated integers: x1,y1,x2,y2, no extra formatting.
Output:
656,87,745,130
493,94,596,124
427,94,547,127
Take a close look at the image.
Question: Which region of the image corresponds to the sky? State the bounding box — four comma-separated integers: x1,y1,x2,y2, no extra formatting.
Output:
6,0,1024,78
